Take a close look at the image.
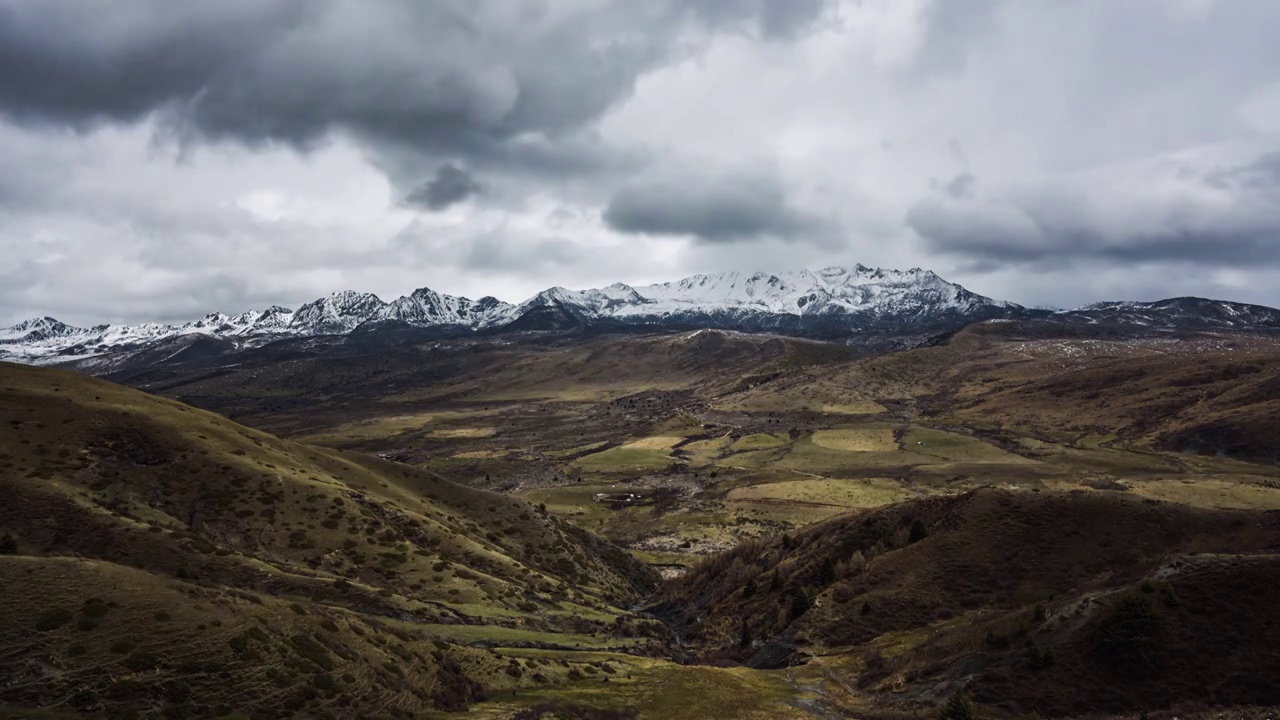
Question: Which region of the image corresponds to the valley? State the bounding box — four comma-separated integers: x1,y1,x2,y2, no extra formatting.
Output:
3,315,1280,718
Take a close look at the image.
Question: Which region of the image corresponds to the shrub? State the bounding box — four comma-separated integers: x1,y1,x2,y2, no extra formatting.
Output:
938,689,976,720
1027,641,1054,670
288,634,336,671
1094,595,1163,672
817,558,835,586
82,598,111,619
787,588,811,621
908,519,929,544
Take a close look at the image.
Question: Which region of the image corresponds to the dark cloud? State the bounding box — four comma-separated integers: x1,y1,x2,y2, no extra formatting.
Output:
604,167,822,242
404,164,481,211
906,149,1280,267
0,0,831,187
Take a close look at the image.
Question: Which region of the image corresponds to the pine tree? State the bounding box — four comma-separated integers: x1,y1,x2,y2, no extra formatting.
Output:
0,533,15,555
739,619,752,648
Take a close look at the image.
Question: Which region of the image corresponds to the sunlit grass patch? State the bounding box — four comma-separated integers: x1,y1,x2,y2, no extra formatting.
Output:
820,400,887,415
623,436,685,450
429,427,497,439
726,477,914,508
731,433,789,452
452,662,807,720
453,450,507,459
811,427,898,452
1126,478,1280,510
902,427,1035,464
573,446,673,472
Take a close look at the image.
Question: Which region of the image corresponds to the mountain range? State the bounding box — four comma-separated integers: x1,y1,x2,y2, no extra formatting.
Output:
4,265,1280,365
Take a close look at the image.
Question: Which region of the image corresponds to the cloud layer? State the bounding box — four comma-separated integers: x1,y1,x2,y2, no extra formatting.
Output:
3,0,1280,324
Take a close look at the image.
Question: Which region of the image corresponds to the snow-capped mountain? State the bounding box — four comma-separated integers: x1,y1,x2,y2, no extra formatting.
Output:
378,288,517,328
0,316,83,343
288,291,384,335
4,265,1278,366
631,265,1012,321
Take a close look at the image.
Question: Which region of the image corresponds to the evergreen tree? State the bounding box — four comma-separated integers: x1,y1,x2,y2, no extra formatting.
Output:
0,533,15,555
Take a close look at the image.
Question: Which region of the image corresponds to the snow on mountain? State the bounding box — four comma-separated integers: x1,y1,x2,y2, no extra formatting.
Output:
379,288,517,328
10,265,1272,367
288,291,386,335
0,316,85,343
619,265,1014,320
506,266,1010,325
0,266,1024,363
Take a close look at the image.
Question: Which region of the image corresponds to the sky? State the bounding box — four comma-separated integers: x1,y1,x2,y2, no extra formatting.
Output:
4,0,1280,326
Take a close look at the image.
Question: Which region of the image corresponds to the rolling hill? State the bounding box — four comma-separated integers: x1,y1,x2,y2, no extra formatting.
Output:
654,488,1280,717
0,362,665,718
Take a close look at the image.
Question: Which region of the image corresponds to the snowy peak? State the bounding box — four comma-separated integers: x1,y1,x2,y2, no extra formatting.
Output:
618,266,1014,319
0,316,86,342
381,287,517,328
289,291,386,334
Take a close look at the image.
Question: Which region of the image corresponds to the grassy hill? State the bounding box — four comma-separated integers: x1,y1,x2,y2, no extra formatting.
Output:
17,323,1280,718
89,325,1280,579
654,487,1280,717
0,362,665,718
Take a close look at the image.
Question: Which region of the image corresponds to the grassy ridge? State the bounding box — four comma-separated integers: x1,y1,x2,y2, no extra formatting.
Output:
0,362,667,718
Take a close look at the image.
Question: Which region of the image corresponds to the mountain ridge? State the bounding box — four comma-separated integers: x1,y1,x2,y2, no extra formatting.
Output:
4,266,1280,365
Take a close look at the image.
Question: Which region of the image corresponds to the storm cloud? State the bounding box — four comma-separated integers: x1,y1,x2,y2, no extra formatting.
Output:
0,1,830,178
604,167,824,242
405,165,482,211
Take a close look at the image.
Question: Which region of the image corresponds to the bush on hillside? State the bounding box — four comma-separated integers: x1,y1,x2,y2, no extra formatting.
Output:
908,519,929,544
1094,594,1164,672
938,689,977,720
